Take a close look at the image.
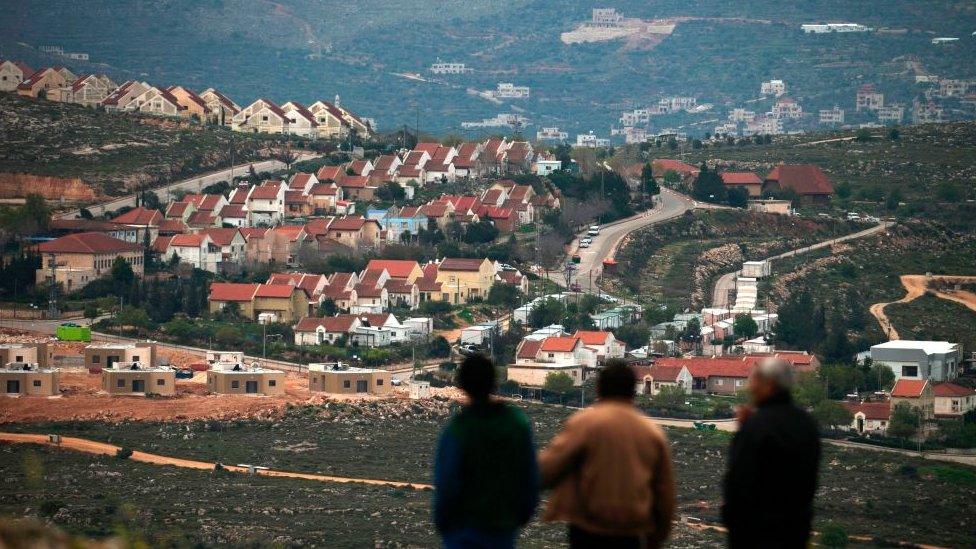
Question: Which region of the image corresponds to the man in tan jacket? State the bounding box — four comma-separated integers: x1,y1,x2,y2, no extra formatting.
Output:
539,359,676,548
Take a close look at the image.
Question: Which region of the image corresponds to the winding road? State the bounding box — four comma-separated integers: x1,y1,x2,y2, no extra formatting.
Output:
870,274,976,340
711,221,894,309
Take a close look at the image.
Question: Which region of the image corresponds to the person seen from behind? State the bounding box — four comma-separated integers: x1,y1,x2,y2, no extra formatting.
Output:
538,359,676,549
722,357,822,548
433,354,538,548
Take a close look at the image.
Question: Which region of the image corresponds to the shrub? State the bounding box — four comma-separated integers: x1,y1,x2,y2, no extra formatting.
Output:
116,447,133,460
819,522,849,547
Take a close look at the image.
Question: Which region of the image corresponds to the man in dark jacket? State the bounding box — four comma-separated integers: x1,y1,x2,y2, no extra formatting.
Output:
434,354,538,548
722,357,821,549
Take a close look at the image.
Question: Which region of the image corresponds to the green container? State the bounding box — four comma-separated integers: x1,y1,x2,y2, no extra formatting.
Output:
56,323,91,342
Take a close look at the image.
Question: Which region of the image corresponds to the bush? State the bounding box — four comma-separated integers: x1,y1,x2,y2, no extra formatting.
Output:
819,522,849,547
116,447,133,460
39,499,65,517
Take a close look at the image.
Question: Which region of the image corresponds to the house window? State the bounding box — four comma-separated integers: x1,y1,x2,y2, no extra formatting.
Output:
716,379,724,386
15,355,23,362
376,379,384,386
232,380,240,388
117,379,125,388
902,365,919,377
33,380,42,387
343,380,351,389
156,379,165,386
133,355,140,362
268,380,276,387
92,355,101,364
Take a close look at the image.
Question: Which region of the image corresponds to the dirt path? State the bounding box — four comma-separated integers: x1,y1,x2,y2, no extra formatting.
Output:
0,432,432,490
870,275,976,340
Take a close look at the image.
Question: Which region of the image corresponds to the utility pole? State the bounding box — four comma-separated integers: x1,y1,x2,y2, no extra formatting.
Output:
47,254,59,319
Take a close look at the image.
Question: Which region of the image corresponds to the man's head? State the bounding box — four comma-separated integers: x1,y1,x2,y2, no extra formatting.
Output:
598,359,636,401
457,354,495,403
748,357,793,405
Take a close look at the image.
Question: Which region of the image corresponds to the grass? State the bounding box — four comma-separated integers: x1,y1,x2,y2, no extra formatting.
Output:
3,400,976,547
918,465,976,486
886,295,976,353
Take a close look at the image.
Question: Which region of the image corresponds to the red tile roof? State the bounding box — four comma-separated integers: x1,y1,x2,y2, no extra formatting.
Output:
633,364,686,383
151,236,173,253
255,284,300,299
655,357,758,379
891,379,928,398
289,173,316,192
932,383,974,398
720,172,762,186
653,159,700,176
439,258,487,272
366,259,420,279
842,401,890,420
111,207,162,226
37,232,141,254
198,228,241,247
272,225,306,242
309,183,340,196
209,282,259,302
294,315,358,333
316,166,343,181
765,164,834,196
540,337,580,353
517,339,544,359
328,216,370,231
167,86,207,109
169,233,205,247
249,182,283,200
353,283,384,298
573,330,612,346
219,204,247,219
158,219,187,234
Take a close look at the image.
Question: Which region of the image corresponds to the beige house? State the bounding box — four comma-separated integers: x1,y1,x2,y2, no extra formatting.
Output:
308,100,351,139
50,74,117,107
0,60,34,92
208,283,310,323
1,363,59,397
508,337,591,387
101,364,175,396
85,342,156,371
308,363,391,395
101,80,152,112
890,379,935,420
167,86,209,120
206,364,285,395
0,342,52,367
433,258,496,304
232,98,290,134
198,88,241,125
632,364,693,396
17,66,75,98
127,86,183,117
36,232,144,292
932,383,976,418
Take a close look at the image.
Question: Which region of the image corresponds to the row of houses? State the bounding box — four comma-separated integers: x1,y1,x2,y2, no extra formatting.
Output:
0,59,369,138
842,379,976,437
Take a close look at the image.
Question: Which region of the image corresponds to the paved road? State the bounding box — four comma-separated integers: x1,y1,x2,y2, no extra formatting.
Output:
58,154,318,219
556,188,697,294
710,221,894,308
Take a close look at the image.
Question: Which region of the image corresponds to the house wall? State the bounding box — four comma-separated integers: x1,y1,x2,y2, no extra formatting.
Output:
507,363,585,387
0,63,29,91
891,393,935,420
253,292,308,323
309,370,391,394
36,250,143,292
706,375,747,396
101,370,175,395
934,394,976,416
206,371,285,395
436,262,494,304
209,299,255,319
84,343,155,370
0,370,59,396
0,345,42,366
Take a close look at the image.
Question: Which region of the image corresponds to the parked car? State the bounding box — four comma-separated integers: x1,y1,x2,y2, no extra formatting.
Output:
458,344,483,357
579,240,590,248
587,225,601,236
390,377,402,386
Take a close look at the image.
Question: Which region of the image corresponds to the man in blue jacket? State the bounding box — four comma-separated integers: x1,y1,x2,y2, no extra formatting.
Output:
434,354,538,548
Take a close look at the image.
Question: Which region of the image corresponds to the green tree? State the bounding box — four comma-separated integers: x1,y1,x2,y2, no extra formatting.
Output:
429,336,451,358
812,400,853,430
819,522,849,547
613,324,650,349
528,297,565,329
888,402,920,440
692,165,727,203
854,128,872,142
935,181,961,202
732,314,758,340
464,221,500,244
215,325,243,347
83,304,99,325
487,283,523,309
375,182,406,202
544,372,575,394
111,257,135,287
116,305,151,333
792,371,825,408
640,162,660,197
317,298,338,317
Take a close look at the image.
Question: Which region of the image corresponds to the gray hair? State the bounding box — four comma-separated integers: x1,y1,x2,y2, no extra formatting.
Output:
754,357,794,391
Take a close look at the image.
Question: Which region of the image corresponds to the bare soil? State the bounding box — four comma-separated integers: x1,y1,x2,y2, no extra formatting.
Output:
870,275,976,339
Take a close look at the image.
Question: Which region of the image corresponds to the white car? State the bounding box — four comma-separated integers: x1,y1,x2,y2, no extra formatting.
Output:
579,240,591,248
587,225,600,236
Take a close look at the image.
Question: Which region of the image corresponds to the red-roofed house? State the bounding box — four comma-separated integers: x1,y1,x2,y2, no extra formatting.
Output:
160,233,221,272
364,260,424,283
763,165,834,204
293,315,362,345
573,330,625,362
494,269,529,295
308,183,343,213
652,159,700,180
208,282,309,322
434,258,495,304
199,88,240,126
325,216,382,249
632,364,693,396
933,383,976,417
17,66,75,98
219,204,249,227
890,379,935,419
101,80,151,112
35,232,143,291
126,86,184,117
655,357,761,395
232,98,290,135
109,207,163,243
307,100,352,139
842,401,891,434
198,228,247,267
720,172,763,197
165,201,195,221
247,181,286,225
509,335,591,387
0,60,35,92
166,86,208,120
280,101,319,138
51,74,116,107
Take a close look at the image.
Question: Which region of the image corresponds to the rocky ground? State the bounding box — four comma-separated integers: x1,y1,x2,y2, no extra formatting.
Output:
1,400,974,547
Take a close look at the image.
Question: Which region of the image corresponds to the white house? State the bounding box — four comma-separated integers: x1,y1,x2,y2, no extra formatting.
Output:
280,101,320,138
841,401,890,435
293,316,361,346
633,364,693,396
246,182,286,226
508,336,591,387
933,383,976,417
870,340,961,382
163,233,220,272
572,330,625,363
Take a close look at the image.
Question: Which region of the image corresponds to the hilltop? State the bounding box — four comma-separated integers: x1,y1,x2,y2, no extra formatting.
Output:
3,1,974,134
0,93,276,197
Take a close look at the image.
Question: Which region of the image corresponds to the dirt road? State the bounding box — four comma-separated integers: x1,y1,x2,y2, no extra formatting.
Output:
870,275,976,340
0,432,431,490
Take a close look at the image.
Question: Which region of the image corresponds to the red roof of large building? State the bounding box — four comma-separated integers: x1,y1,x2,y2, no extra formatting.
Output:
111,207,162,226
764,164,834,196
255,284,301,299
366,259,420,279
891,379,929,398
517,339,544,359
655,357,759,379
573,330,613,346
540,337,580,353
932,383,975,398
720,172,762,186
209,282,259,302
37,232,141,254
